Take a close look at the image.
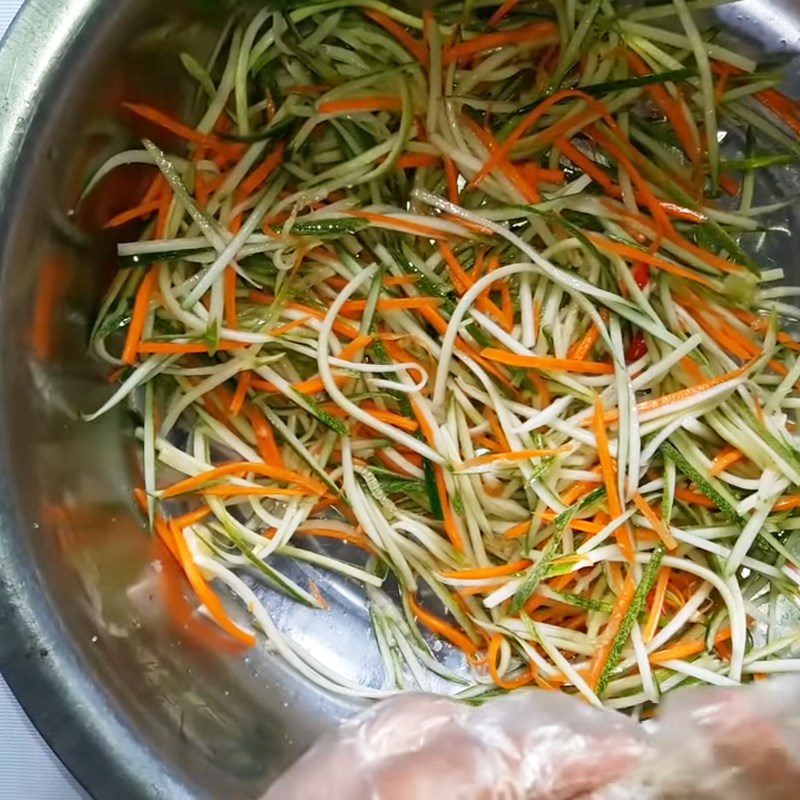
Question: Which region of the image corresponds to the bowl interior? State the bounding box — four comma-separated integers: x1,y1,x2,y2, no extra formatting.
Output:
1,1,800,798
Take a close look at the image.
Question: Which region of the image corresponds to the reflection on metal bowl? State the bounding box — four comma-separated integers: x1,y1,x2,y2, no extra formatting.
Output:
0,1,798,798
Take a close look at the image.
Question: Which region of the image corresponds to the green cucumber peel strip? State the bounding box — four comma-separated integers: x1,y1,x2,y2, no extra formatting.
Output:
597,545,665,697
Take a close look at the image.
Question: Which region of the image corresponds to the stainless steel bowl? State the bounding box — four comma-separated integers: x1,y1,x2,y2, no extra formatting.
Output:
1,1,800,798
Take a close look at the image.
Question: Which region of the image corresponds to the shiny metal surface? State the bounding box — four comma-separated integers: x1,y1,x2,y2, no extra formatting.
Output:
0,2,798,799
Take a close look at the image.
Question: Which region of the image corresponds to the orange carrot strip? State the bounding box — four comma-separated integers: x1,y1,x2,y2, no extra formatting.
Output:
229,372,252,418
649,627,732,665
248,292,361,340
487,633,535,689
585,125,672,235
480,347,614,374
633,493,678,550
170,521,256,647
440,559,532,579
709,446,745,477
122,102,230,150
486,408,510,452
161,462,325,498
643,566,671,643
363,9,429,66
462,115,540,204
444,156,460,204
267,316,312,337
407,593,477,654
436,466,463,551
599,361,752,424
154,516,181,562
471,89,614,187
774,493,800,513
438,242,507,323
487,0,523,26
568,322,602,360
594,396,635,563
349,209,451,239
587,233,715,288
318,96,402,115
503,519,532,539
296,527,373,553
122,268,159,364
200,485,306,498
561,476,600,506
239,141,285,199
627,52,700,167
247,406,284,468
104,199,162,228
588,571,637,689
462,446,571,469
395,153,441,169
172,506,212,529
224,266,238,330
287,84,332,95
443,22,558,65
137,340,248,354
674,487,718,509
339,297,442,314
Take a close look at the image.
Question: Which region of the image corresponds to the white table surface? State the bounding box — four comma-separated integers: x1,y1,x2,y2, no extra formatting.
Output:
0,1,89,798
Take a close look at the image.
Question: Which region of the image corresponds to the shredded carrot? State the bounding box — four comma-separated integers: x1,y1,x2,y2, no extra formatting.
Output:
471,88,616,188
627,52,700,168
568,322,602,360
444,156,460,204
480,347,615,374
598,359,753,424
774,493,800,513
224,266,238,330
122,268,159,364
161,462,325,498
238,141,285,199
172,506,212,529
503,519,532,539
632,493,677,550
407,593,477,654
296,527,373,553
170,521,256,647
643,566,671,643
443,22,558,65
122,102,232,151
593,396,635,562
200,485,307,498
137,340,248,355
348,209,452,239
287,84,332,95
709,446,745,476
461,446,571,469
649,627,732,665
439,242,507,323
229,372,252,417
318,96,402,116
104,199,162,228
339,297,442,314
363,9,429,66
487,633,535,689
462,115,540,204
441,559,532,579
395,153,441,169
487,0,523,27
588,571,636,689
674,487,718,509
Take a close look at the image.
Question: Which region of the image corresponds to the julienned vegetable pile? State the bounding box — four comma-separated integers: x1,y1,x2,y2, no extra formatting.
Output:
86,0,800,708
